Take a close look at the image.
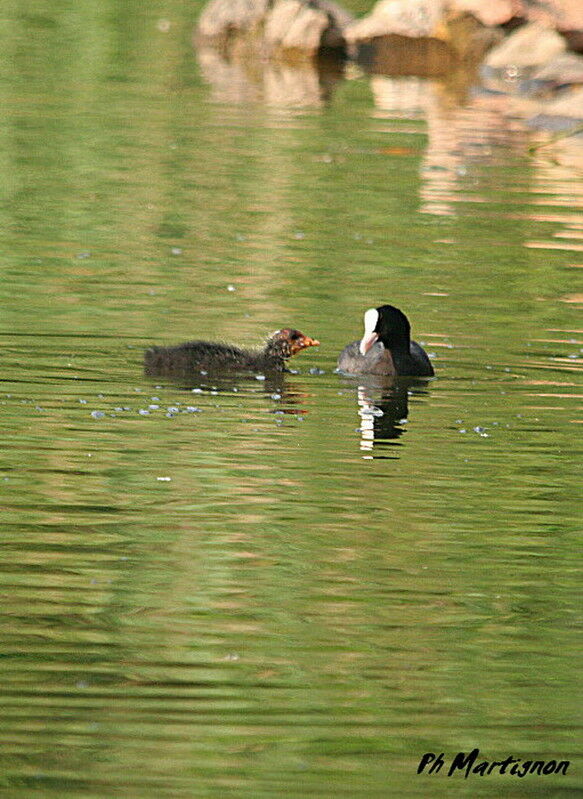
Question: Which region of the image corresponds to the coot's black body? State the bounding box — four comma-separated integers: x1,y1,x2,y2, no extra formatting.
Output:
145,328,319,377
337,304,434,377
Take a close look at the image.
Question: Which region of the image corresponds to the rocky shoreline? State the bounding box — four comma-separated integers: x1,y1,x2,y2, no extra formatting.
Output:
195,0,583,129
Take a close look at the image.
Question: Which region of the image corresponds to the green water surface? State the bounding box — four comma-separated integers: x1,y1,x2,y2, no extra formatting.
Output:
0,2,581,797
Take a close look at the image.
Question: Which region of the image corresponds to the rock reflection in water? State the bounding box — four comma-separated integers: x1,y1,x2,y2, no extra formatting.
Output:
370,74,527,217
196,44,345,108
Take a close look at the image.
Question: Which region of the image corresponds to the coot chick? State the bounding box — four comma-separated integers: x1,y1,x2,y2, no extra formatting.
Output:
337,305,434,377
145,328,320,376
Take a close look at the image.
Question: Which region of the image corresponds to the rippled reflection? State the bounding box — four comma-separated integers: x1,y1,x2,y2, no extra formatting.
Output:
196,44,345,108
345,378,432,457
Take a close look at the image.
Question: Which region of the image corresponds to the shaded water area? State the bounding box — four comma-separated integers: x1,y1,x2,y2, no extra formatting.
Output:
1,2,582,797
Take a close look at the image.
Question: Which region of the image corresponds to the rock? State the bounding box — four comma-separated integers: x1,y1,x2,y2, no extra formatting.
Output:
346,0,500,66
448,0,519,28
264,0,351,53
448,0,583,30
197,0,271,38
451,0,583,31
531,52,583,84
196,0,353,56
481,47,583,96
345,0,444,44
344,0,583,45
484,23,566,69
520,0,583,32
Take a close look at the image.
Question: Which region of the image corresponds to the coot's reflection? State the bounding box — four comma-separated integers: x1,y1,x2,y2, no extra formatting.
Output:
351,377,431,458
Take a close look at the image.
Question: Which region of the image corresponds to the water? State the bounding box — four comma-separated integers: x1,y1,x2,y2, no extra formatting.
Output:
1,3,581,797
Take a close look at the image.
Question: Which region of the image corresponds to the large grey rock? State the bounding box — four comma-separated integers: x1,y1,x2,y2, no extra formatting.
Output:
484,23,566,69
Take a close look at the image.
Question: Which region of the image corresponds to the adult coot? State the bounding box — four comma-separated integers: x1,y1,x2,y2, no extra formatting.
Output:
145,328,320,376
337,304,434,377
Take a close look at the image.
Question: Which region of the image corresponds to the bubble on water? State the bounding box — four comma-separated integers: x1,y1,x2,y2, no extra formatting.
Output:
91,411,105,419
360,407,383,418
